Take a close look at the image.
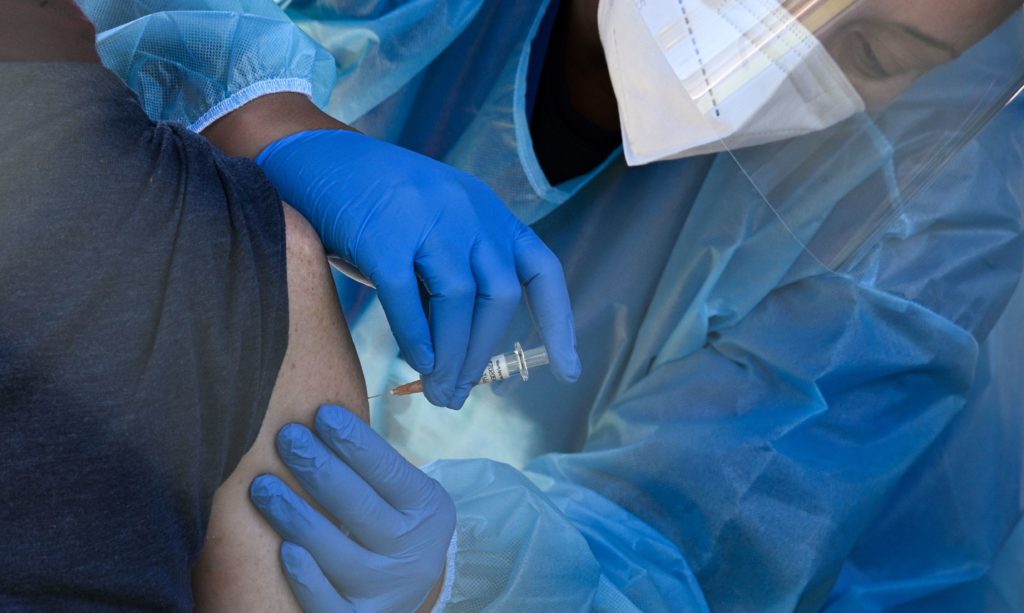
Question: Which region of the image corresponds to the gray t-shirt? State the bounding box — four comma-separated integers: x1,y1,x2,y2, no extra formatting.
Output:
0,63,289,611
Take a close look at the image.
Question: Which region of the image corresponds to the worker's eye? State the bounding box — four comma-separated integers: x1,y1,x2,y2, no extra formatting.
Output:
852,32,892,80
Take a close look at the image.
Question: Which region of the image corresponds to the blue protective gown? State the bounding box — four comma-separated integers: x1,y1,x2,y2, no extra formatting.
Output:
79,1,1024,610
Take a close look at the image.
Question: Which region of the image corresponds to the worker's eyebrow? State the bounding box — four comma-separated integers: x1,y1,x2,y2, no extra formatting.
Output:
897,22,959,59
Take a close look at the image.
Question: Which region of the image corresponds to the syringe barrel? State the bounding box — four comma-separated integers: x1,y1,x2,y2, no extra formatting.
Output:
388,344,550,397
477,343,549,384
479,348,520,384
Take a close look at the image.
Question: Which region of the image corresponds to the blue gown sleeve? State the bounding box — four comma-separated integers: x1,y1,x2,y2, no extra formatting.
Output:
77,0,337,131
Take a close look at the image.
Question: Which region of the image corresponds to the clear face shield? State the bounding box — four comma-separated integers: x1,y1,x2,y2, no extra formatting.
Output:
601,0,1024,271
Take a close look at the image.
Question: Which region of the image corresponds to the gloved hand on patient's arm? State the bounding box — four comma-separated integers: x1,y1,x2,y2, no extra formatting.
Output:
250,405,456,613
204,93,581,410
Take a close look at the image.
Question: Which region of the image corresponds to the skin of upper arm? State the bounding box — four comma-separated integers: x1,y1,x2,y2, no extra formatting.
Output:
0,0,102,64
191,204,369,611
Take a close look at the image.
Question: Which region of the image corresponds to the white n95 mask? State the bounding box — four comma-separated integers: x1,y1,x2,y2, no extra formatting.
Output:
598,0,865,166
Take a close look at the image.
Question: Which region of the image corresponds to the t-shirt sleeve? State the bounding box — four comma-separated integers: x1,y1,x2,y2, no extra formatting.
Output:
0,62,289,610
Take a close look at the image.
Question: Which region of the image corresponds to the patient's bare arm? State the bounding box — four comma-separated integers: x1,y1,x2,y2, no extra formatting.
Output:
0,0,101,64
192,205,368,610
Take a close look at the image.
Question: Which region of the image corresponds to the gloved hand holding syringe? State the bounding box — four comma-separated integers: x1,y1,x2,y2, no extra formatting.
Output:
369,343,550,399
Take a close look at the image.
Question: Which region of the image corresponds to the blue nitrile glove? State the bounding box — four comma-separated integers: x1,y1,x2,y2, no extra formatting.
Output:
250,406,456,613
256,129,581,409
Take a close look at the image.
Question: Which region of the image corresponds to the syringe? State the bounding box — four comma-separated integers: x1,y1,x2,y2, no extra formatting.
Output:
370,342,549,398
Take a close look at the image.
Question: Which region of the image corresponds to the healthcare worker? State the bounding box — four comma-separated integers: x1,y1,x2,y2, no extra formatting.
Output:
82,0,1024,610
